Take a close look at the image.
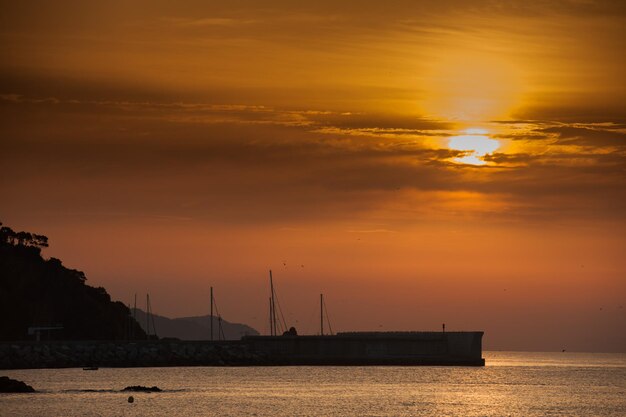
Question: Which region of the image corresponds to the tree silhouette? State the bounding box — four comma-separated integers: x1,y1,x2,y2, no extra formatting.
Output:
0,221,145,340
0,223,48,251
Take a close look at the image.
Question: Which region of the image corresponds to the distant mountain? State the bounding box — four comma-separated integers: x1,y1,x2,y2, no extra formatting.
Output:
132,308,259,340
0,222,145,341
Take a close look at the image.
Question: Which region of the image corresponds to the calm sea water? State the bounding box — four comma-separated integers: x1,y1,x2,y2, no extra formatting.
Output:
1,351,625,416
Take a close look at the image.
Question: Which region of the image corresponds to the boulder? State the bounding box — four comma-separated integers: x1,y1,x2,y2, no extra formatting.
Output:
0,376,35,393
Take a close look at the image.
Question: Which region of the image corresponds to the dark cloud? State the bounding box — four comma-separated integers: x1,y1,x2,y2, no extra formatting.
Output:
539,126,626,147
484,151,626,170
307,112,452,132
483,153,537,165
0,70,176,103
490,123,626,147
513,102,626,124
3,97,625,227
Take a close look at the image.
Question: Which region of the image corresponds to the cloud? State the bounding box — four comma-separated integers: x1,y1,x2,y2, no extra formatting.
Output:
308,112,451,130
489,121,626,148
1,74,625,227
539,126,626,147
2,106,625,227
482,152,538,165
0,88,453,137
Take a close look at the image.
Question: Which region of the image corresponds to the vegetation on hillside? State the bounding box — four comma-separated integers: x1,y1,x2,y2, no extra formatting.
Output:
0,222,146,341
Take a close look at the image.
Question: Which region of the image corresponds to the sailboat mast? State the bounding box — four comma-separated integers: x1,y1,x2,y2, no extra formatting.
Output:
270,270,277,336
133,293,137,339
320,293,324,336
145,294,150,339
210,286,214,341
127,302,131,340
149,295,157,338
268,297,273,336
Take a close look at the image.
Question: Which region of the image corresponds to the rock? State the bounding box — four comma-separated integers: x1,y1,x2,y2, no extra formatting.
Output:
0,376,36,393
122,385,162,393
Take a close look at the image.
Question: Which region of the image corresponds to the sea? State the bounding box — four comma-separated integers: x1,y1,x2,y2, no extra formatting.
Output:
1,351,625,416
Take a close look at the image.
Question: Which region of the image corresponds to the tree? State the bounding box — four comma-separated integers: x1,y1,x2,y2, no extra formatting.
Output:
0,221,146,340
0,223,48,250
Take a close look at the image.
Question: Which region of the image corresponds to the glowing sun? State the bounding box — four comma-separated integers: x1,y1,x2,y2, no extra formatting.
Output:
448,129,500,165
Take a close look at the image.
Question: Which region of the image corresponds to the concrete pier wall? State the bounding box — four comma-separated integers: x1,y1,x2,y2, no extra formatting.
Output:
0,331,484,369
243,332,485,366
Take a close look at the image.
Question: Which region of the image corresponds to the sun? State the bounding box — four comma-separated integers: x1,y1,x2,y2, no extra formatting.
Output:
448,129,500,165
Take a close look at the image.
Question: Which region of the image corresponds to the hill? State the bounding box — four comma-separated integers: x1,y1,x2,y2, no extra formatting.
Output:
132,308,259,340
0,222,145,341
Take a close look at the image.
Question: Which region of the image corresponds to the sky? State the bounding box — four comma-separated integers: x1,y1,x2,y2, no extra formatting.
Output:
1,0,625,352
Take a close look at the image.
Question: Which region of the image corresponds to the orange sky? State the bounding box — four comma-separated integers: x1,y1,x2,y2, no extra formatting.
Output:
1,0,625,351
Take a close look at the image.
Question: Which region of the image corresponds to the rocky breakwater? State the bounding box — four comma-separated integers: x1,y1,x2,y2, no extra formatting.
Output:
0,341,267,369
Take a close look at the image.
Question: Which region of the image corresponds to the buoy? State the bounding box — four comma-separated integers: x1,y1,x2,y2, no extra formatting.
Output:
128,396,134,403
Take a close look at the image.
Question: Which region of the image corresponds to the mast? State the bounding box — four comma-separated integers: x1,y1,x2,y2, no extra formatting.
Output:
270,270,277,336
269,297,273,336
133,293,137,339
210,286,214,341
321,294,333,336
145,294,150,339
267,270,289,335
320,293,324,336
148,294,157,338
127,302,131,340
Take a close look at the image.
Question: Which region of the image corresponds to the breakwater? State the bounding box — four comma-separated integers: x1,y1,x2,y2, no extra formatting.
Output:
245,331,485,366
0,331,484,369
0,340,264,369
